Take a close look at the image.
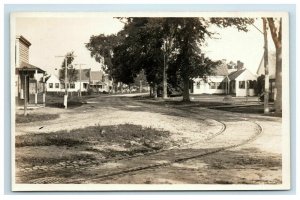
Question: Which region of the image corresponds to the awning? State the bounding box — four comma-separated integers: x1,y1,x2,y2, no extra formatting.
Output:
17,61,45,73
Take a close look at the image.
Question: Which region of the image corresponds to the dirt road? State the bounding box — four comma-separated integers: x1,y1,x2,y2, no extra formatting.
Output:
15,94,283,185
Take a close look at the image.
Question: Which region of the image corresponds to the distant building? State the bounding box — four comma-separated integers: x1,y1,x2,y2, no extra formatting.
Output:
15,35,46,106
191,60,228,95
191,60,257,97
89,70,107,93
227,68,257,97
47,69,112,93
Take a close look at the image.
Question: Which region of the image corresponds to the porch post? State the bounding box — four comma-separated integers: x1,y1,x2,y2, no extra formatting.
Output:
24,74,28,116
43,74,46,106
35,69,38,105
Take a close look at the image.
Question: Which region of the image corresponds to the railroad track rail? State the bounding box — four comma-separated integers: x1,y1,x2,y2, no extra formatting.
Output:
16,96,264,184
66,120,262,183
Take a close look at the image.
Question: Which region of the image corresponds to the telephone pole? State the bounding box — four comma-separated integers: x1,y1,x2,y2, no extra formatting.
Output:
55,54,76,109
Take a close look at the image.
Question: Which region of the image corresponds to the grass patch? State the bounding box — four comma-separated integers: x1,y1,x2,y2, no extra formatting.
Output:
139,99,230,107
45,94,87,108
211,104,280,115
17,153,95,166
16,114,59,124
16,124,171,149
16,134,85,147
16,124,172,170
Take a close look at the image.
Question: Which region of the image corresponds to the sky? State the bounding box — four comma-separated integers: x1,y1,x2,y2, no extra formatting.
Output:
15,16,276,76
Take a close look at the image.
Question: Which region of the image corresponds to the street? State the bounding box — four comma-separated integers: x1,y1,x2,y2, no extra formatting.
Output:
15,94,282,184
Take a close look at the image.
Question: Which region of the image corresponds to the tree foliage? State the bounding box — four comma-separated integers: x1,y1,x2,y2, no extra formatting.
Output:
59,51,77,83
86,17,254,100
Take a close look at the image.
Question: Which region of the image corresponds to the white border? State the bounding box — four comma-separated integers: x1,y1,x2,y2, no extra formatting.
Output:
8,10,292,192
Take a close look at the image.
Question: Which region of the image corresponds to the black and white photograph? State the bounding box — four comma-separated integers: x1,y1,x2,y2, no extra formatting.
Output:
10,12,290,191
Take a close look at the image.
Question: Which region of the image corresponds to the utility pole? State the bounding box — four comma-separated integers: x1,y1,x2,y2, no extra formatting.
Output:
74,63,86,97
163,39,168,99
23,73,28,116
55,54,76,109
262,18,270,113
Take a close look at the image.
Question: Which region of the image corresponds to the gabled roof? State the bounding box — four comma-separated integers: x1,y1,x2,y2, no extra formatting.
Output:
17,61,45,73
90,71,103,81
77,69,90,81
228,69,246,80
58,68,90,81
45,74,60,83
212,62,229,76
257,51,276,79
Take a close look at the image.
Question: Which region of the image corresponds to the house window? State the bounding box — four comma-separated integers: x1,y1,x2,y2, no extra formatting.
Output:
49,83,53,88
248,80,255,89
55,83,59,88
99,85,103,89
196,81,200,89
83,83,88,89
239,81,245,89
209,82,216,89
70,83,75,89
217,82,224,89
61,83,65,89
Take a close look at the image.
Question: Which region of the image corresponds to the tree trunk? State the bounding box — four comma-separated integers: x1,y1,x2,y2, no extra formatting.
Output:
153,83,158,99
274,46,282,113
262,18,270,114
163,53,168,99
182,76,190,102
267,18,282,114
150,85,153,97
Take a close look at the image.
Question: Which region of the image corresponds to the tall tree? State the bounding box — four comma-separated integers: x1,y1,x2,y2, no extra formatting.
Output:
267,18,282,113
173,17,254,101
59,52,77,85
262,17,270,114
85,34,121,91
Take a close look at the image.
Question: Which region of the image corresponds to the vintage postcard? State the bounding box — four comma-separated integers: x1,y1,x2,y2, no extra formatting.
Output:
10,11,290,191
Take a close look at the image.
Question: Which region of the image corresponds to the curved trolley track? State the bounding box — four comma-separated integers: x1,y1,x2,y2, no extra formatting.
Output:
16,96,264,184
67,120,262,183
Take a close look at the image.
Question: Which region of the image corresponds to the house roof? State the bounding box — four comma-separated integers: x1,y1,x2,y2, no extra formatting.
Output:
212,62,229,76
257,51,276,79
45,74,60,83
77,69,90,81
16,35,31,46
90,71,103,81
17,61,45,73
228,69,246,80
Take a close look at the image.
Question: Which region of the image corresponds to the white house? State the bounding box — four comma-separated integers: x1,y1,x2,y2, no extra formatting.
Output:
228,68,257,97
46,69,113,93
46,75,61,92
191,61,228,94
46,69,90,93
191,60,257,97
66,69,90,92
89,71,108,93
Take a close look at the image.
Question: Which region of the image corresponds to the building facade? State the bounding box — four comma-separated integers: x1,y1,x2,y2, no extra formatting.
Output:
15,35,46,106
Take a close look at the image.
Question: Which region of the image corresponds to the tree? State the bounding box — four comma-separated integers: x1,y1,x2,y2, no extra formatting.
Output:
59,51,77,85
262,17,270,113
267,18,282,113
85,34,121,92
86,17,254,101
172,17,254,101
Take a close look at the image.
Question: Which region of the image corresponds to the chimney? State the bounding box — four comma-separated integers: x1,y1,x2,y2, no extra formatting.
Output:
237,60,244,71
